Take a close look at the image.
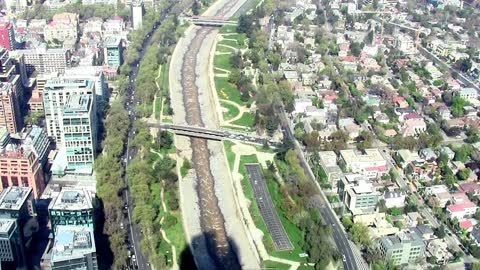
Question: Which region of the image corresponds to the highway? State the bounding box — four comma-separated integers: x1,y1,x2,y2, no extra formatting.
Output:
277,105,364,270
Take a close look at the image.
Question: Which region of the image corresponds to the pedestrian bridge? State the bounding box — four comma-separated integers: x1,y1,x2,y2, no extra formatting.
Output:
147,123,281,146
188,16,238,26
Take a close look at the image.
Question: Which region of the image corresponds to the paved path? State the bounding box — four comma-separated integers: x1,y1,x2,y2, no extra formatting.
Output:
217,43,239,51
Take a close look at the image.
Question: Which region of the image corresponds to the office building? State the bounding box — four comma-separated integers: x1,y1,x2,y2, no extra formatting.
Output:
59,94,97,175
21,126,50,168
0,219,26,270
340,149,388,179
378,231,425,266
132,0,144,30
0,83,22,134
50,225,98,270
0,187,35,225
340,173,381,215
0,128,10,150
48,188,94,232
18,47,71,74
43,79,96,144
104,36,124,67
0,22,15,51
63,67,108,113
0,145,45,198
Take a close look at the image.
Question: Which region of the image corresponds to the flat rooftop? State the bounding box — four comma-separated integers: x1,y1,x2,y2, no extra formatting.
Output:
51,225,96,262
49,188,92,211
104,36,122,47
0,82,13,93
0,218,15,236
340,149,386,164
63,94,92,114
44,78,94,90
0,187,32,211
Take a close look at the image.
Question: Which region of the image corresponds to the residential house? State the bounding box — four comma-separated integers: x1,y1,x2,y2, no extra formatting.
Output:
446,200,477,220
401,118,427,137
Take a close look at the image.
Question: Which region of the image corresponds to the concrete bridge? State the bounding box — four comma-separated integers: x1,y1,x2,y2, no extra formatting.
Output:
187,16,238,26
147,123,281,146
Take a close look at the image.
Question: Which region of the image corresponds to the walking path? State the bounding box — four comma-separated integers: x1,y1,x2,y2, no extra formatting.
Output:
149,150,179,270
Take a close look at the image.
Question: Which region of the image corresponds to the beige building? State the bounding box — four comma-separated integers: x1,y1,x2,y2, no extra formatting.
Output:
0,83,21,134
44,13,79,47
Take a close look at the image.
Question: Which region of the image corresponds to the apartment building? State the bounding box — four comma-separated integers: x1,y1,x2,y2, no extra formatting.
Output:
43,79,95,144
21,126,50,168
18,48,71,74
378,231,425,266
50,225,98,270
0,187,35,226
44,13,78,47
104,36,124,67
339,149,388,179
60,94,97,175
0,145,45,198
0,83,21,134
48,188,94,232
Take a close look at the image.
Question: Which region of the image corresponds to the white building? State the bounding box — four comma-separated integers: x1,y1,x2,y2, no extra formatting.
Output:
15,47,71,74
383,191,406,208
341,174,381,215
132,0,144,30
340,149,388,179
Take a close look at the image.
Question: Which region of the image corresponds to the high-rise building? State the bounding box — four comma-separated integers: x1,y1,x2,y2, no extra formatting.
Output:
43,79,96,144
132,0,144,30
0,145,45,198
0,22,15,51
0,219,26,270
17,48,71,75
21,126,51,168
57,94,97,175
63,67,107,113
50,225,98,270
0,187,36,225
103,36,124,67
0,83,22,134
48,188,94,232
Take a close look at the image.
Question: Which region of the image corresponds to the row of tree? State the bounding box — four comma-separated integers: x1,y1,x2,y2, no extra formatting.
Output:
94,4,174,269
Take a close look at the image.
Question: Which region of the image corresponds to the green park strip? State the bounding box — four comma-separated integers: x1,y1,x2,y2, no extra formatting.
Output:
221,100,240,120
232,111,255,127
262,260,291,270
154,97,162,120
215,77,244,105
214,53,233,71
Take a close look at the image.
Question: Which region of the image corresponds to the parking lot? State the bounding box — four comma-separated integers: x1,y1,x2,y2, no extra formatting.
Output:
245,164,293,251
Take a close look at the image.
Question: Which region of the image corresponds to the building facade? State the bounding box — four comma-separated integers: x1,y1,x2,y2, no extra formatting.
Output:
0,22,15,51
378,231,425,266
340,149,388,179
0,219,26,269
340,174,381,215
104,36,124,67
22,126,50,169
132,0,144,30
43,79,95,144
48,188,94,232
61,94,97,174
0,147,45,198
0,83,21,134
19,48,71,74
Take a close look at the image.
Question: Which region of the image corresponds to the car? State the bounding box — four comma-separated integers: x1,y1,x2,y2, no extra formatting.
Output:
342,255,346,262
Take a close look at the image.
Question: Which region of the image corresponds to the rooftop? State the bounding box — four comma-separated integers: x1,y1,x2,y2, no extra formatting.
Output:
51,225,96,263
447,201,477,213
63,94,92,114
49,188,92,211
45,78,94,90
340,149,386,164
0,187,32,211
380,231,423,249
0,218,15,235
104,36,122,47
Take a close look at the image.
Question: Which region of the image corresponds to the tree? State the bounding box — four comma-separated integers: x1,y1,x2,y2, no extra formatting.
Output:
350,42,364,57
454,144,472,162
24,111,44,126
350,223,371,247
192,1,200,15
434,225,446,239
451,96,469,117
387,207,402,216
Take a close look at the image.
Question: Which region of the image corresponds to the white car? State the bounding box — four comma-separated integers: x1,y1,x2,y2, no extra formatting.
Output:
342,255,346,262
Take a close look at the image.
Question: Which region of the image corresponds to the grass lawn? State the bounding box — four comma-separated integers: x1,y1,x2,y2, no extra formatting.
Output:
162,189,187,267
218,39,240,49
162,99,172,116
216,45,235,53
154,97,162,120
214,54,232,71
262,260,291,270
232,112,255,127
223,140,236,170
219,25,238,33
267,177,309,263
157,63,170,95
238,154,276,252
215,77,244,105
221,100,240,121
